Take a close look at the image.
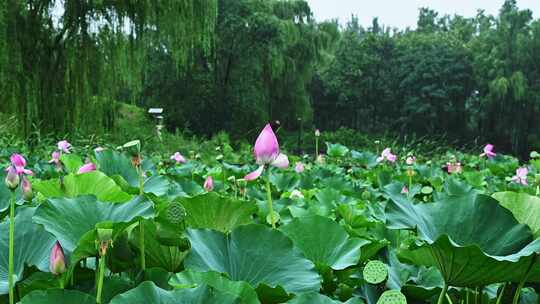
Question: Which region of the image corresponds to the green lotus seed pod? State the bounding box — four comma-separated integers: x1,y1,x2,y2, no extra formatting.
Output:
361,191,371,200
363,260,388,284
376,290,407,304
167,202,186,224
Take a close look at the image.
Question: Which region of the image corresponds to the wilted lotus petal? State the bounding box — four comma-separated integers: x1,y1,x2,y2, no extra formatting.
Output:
512,167,528,185
49,241,66,275
57,140,72,154
204,176,214,192
78,162,96,174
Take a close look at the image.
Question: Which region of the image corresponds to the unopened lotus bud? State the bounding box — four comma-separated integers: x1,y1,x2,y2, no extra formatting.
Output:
5,166,19,190
204,176,214,192
22,177,33,200
49,241,66,275
315,129,320,137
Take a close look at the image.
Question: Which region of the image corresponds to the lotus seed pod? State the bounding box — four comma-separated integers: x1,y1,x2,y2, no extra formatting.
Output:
363,260,388,284
376,290,407,304
167,202,186,225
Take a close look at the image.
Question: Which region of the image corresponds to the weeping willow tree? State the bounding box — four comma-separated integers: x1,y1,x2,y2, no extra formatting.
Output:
0,0,217,137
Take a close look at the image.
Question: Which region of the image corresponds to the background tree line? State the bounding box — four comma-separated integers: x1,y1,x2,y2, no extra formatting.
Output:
1,0,540,156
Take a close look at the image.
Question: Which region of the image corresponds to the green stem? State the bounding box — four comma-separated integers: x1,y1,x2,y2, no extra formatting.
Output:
513,255,537,304
408,173,412,199
8,191,15,304
137,165,146,271
437,283,449,304
264,176,276,229
446,293,454,304
315,137,319,160
96,255,106,304
495,283,506,304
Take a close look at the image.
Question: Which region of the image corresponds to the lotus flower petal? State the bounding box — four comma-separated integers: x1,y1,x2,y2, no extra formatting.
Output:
244,165,265,181
270,153,289,169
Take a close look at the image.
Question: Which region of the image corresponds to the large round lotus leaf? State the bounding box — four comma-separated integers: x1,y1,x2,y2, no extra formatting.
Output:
386,192,540,286
59,154,84,174
376,290,406,304
185,224,321,294
492,192,540,238
363,261,388,284
33,195,154,259
95,150,139,187
179,192,256,233
109,281,240,304
280,215,368,270
286,292,342,303
143,175,170,197
169,270,260,304
33,171,132,203
19,288,96,304
0,207,56,295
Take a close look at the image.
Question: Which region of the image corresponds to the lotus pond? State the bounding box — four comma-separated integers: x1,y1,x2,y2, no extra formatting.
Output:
2,125,540,304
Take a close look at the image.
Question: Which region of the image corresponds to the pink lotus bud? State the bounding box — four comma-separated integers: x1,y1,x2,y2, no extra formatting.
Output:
170,152,186,164
49,241,66,275
4,166,19,190
78,162,96,174
21,177,33,200
254,124,280,165
57,140,72,154
204,176,214,191
295,162,305,173
243,124,289,181
315,129,320,137
401,185,409,194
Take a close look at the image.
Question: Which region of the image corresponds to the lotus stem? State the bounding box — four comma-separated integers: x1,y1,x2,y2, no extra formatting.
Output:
8,191,15,304
264,176,276,229
315,137,319,160
137,164,146,271
495,283,506,304
445,293,454,304
408,174,412,199
437,282,449,304
512,255,536,304
96,255,106,304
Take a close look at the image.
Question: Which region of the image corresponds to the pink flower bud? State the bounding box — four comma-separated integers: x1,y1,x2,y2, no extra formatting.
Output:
78,162,96,174
21,176,33,200
4,166,19,190
170,152,186,164
204,176,214,192
295,162,305,173
49,241,66,275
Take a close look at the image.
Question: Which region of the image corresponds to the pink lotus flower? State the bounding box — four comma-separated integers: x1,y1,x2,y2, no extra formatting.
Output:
406,156,416,165
170,152,186,164
480,144,496,159
204,176,214,191
21,177,33,200
78,162,96,174
401,185,409,194
4,166,19,190
49,151,61,165
57,140,71,154
244,124,289,181
377,148,397,163
512,167,528,185
10,154,33,175
49,241,66,275
446,162,462,174
295,162,305,173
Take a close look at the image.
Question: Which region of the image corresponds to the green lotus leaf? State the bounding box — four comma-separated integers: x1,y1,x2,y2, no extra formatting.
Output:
363,261,388,284
280,215,368,270
33,171,132,203
95,150,139,186
386,192,540,286
109,281,240,304
143,175,170,196
33,195,154,260
287,292,342,303
180,192,256,233
492,192,540,238
185,224,321,294
59,154,84,174
169,270,260,304
19,288,96,304
0,207,56,295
